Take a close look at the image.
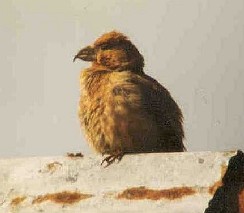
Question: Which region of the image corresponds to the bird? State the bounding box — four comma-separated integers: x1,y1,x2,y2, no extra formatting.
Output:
73,31,185,167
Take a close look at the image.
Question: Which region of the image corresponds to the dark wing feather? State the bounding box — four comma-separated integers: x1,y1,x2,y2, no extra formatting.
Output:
136,74,185,152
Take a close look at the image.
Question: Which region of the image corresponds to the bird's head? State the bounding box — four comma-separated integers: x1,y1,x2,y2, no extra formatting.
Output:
74,31,144,73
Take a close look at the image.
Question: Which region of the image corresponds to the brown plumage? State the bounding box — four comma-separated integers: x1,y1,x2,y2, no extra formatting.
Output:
74,31,185,166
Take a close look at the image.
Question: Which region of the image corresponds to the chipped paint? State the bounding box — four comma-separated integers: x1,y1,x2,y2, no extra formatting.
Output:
38,161,62,174
117,186,196,200
46,162,62,174
32,191,93,205
223,150,237,157
66,172,79,183
66,152,84,158
11,196,26,206
198,158,204,164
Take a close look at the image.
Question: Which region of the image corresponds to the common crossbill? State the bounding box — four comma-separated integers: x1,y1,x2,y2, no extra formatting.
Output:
74,31,185,166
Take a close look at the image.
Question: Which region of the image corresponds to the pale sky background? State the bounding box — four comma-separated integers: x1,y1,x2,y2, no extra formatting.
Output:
0,0,243,157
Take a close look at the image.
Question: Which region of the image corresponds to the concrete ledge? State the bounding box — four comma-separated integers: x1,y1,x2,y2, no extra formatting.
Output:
0,151,240,212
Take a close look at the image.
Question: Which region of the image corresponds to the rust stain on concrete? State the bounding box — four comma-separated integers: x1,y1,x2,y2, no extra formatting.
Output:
11,196,26,206
208,164,227,195
32,191,93,205
117,186,196,200
239,188,244,213
208,180,222,195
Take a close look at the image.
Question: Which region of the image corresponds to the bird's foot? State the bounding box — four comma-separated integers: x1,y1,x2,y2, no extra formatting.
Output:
101,153,124,168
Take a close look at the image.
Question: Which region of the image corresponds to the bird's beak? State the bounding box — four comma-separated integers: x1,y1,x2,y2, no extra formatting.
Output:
73,46,96,62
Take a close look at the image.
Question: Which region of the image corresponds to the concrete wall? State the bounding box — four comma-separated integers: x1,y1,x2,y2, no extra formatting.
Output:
0,151,240,212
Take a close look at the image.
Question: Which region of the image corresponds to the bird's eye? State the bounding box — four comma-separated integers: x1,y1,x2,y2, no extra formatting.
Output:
100,44,108,50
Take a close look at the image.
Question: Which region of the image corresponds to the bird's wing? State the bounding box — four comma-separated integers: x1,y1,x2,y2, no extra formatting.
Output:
102,71,159,153
106,71,185,152
136,74,185,151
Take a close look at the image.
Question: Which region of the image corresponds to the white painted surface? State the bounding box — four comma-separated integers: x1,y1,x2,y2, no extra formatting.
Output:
0,151,236,212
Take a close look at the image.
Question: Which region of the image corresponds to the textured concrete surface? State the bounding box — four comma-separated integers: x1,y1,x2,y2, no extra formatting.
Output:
0,151,237,213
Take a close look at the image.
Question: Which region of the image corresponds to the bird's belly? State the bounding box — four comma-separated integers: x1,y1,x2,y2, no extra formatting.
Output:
79,96,158,155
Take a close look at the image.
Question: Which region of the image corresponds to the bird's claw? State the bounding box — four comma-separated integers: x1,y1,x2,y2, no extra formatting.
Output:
101,153,124,168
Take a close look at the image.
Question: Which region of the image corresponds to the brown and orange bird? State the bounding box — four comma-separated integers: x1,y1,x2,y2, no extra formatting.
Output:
74,31,185,167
